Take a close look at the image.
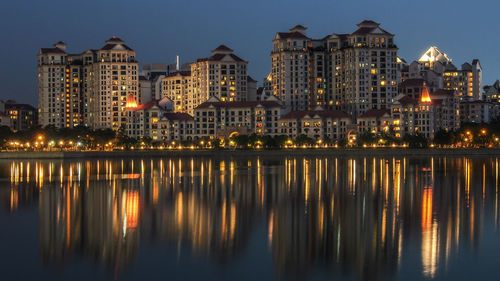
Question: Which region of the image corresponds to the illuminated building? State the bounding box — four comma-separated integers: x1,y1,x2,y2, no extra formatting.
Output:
483,80,500,103
194,96,282,138
391,87,459,139
126,97,194,141
3,101,37,131
279,109,352,140
459,100,497,123
417,46,451,68
409,47,482,100
37,41,84,128
190,45,249,103
161,71,194,115
398,78,429,99
271,21,399,118
271,25,311,112
38,38,139,130
87,37,139,130
442,60,482,100
357,109,392,133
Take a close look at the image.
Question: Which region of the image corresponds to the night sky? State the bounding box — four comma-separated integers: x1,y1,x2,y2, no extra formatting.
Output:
1,0,498,106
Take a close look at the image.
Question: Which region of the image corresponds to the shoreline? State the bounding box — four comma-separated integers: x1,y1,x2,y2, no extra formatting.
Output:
1,148,500,159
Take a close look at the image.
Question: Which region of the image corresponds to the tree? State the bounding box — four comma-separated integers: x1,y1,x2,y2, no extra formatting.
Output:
230,134,250,148
356,131,376,146
295,134,315,146
403,133,428,148
434,129,453,147
0,126,12,148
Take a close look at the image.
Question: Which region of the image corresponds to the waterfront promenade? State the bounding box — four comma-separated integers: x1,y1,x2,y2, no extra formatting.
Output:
1,148,500,159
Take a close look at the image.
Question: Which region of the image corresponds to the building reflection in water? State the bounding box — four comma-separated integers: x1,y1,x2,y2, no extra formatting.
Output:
1,155,499,280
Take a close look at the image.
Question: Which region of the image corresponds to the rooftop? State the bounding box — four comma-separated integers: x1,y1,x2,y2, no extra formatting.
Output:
196,100,281,109
282,110,350,120
358,109,391,119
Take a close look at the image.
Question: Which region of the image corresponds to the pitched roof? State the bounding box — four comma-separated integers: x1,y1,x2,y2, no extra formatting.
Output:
135,100,157,110
281,110,350,120
352,27,376,35
100,43,133,51
40,47,66,54
197,53,246,63
212,45,233,52
396,95,419,105
358,109,391,119
358,20,380,26
398,78,426,88
196,100,281,109
276,31,310,40
5,103,36,111
290,24,307,30
247,76,257,83
163,112,193,121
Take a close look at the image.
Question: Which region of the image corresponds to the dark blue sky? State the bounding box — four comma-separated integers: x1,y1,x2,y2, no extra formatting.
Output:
1,0,498,106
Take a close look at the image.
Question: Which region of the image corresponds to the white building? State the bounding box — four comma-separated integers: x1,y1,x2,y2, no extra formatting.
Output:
279,108,352,141
271,21,399,118
38,37,139,130
191,45,249,103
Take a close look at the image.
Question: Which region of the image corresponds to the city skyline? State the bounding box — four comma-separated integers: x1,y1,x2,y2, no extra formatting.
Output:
1,0,499,105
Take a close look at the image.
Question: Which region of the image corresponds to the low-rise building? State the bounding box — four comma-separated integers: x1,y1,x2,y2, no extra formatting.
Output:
391,87,459,139
194,96,282,139
279,109,352,141
391,94,433,138
357,109,392,134
160,112,195,142
483,80,500,103
460,100,497,124
126,96,175,141
4,102,37,131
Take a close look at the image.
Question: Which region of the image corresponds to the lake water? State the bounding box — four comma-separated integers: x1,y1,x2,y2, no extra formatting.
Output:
1,155,500,281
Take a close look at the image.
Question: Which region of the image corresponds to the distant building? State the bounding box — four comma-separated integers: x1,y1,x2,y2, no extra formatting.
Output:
38,37,139,130
357,109,392,134
138,75,152,104
483,80,500,103
161,71,194,115
193,96,282,139
126,96,194,141
391,87,459,139
460,100,497,124
279,109,352,140
443,60,482,100
409,46,482,100
5,102,37,131
271,20,398,118
191,45,249,103
398,78,428,99
0,100,10,128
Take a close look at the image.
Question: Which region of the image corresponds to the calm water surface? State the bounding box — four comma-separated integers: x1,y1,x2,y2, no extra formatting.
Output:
1,155,500,281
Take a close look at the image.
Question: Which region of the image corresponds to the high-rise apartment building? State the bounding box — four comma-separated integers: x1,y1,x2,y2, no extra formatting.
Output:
191,45,249,103
87,37,139,130
271,21,398,118
38,41,83,128
271,25,311,112
161,71,194,115
443,60,482,100
38,37,139,130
